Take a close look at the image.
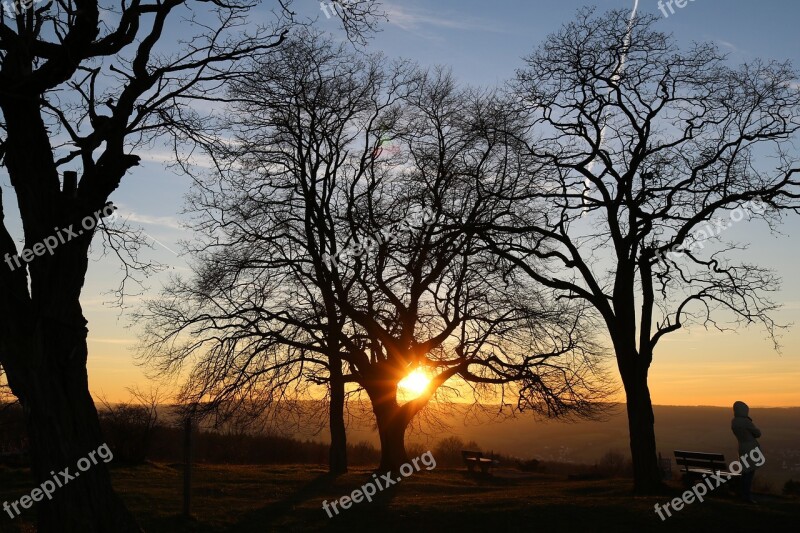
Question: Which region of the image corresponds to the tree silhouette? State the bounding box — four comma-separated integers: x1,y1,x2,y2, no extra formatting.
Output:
140,35,608,472
486,8,800,493
137,31,408,474
329,69,607,471
0,1,378,529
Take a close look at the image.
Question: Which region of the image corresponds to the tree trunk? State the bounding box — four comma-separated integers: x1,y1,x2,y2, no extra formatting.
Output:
0,96,141,531
620,360,663,494
328,356,348,475
0,278,142,532
9,322,141,532
610,261,662,494
366,382,409,472
23,370,141,532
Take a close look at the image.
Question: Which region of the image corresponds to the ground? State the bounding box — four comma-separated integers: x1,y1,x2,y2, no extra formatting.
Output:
0,464,798,532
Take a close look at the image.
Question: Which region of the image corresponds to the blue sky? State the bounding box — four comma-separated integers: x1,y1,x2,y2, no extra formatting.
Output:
3,0,798,404
333,0,800,406
333,0,800,86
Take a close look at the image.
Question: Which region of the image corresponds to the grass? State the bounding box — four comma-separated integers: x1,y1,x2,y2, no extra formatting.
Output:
1,463,798,532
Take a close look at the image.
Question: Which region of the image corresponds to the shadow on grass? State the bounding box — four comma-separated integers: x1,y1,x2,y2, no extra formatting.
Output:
230,469,410,532
228,472,338,531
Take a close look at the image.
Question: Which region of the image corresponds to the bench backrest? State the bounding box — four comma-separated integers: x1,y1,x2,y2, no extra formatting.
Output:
673,450,727,472
461,450,483,460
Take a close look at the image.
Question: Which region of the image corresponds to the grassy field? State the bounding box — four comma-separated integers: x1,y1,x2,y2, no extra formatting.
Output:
1,463,798,532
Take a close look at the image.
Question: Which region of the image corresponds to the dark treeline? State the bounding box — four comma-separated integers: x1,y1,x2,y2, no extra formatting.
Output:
0,401,367,466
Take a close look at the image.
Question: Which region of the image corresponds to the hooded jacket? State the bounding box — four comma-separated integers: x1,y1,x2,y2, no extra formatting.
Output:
731,401,762,472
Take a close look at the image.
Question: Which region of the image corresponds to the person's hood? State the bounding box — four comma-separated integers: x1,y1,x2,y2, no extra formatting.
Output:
733,401,750,418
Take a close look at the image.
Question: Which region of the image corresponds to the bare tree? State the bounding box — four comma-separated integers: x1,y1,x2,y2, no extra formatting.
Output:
137,30,410,474
0,1,378,529
140,41,607,473
321,68,606,471
487,8,800,492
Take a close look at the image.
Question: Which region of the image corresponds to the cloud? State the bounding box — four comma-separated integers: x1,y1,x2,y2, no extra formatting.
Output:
112,204,183,231
87,337,134,345
136,148,216,170
124,212,183,231
384,2,499,34
715,39,741,53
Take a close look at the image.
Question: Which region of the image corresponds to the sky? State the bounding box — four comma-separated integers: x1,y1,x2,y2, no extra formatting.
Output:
3,0,799,406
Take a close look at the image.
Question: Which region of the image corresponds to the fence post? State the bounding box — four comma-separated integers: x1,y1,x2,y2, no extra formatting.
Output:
62,171,78,197
183,417,192,518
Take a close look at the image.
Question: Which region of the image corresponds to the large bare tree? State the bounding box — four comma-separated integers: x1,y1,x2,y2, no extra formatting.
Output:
0,1,378,529
486,8,800,492
137,31,409,474
139,40,607,472
329,69,606,471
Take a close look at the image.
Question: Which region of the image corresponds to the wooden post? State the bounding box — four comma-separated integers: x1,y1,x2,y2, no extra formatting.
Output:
183,417,192,518
63,171,78,197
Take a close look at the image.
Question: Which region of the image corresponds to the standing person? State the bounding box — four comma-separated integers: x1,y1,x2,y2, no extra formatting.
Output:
731,401,762,503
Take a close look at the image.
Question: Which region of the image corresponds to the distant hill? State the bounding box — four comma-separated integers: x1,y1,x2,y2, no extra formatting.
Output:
19,399,791,487
319,403,800,488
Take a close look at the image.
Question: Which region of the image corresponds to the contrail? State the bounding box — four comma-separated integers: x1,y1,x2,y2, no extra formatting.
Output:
583,0,639,210
105,208,180,257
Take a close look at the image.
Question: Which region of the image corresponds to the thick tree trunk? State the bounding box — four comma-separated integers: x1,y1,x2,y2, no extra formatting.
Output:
6,317,141,532
328,357,348,475
366,382,409,472
620,361,663,494
375,409,409,472
23,365,141,532
0,95,141,530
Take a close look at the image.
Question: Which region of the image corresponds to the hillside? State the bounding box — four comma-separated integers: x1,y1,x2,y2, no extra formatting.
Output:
3,463,798,532
332,404,800,487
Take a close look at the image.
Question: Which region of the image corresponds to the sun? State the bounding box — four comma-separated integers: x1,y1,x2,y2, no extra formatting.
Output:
398,368,431,397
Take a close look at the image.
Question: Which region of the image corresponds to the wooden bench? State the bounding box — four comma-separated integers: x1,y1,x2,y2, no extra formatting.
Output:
673,450,740,484
461,450,494,474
